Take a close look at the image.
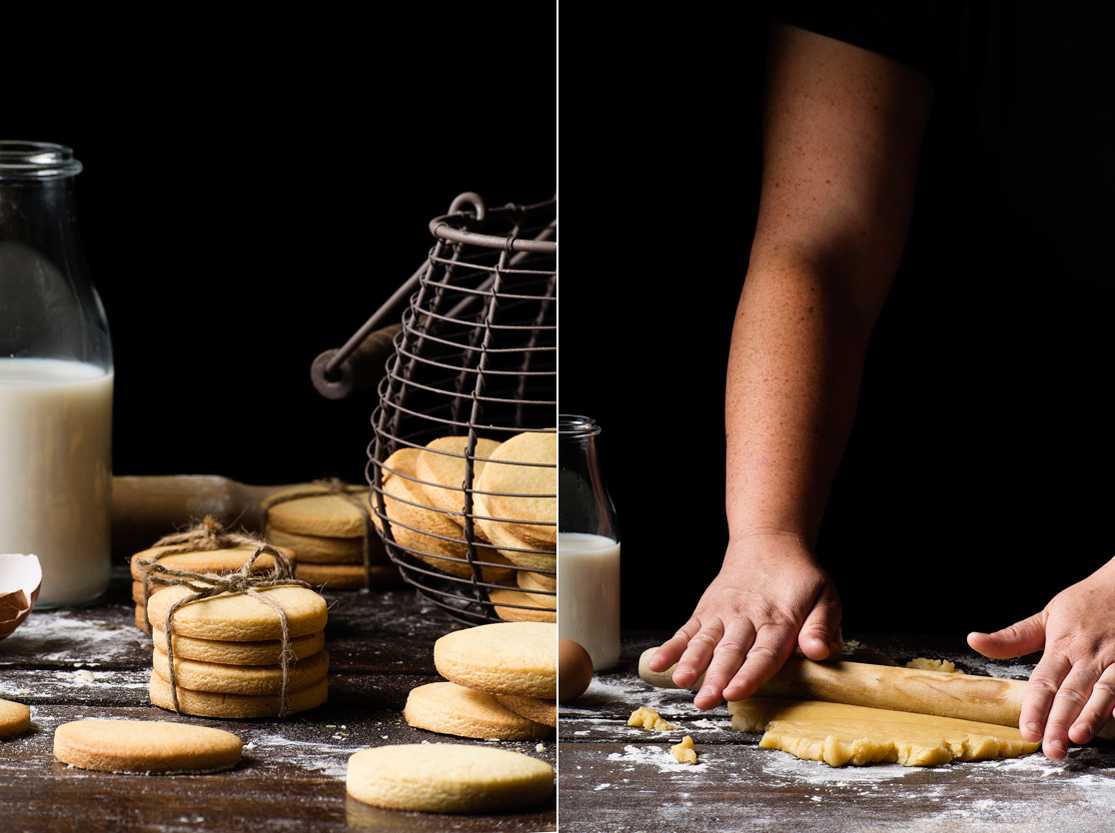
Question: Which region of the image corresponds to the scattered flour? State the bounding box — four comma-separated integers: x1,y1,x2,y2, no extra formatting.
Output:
607,744,710,774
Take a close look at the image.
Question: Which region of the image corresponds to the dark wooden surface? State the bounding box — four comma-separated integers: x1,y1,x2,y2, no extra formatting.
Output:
559,633,1115,833
0,568,555,833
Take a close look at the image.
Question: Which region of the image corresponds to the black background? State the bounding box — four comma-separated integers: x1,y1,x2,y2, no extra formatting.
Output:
7,7,555,487
560,4,1115,637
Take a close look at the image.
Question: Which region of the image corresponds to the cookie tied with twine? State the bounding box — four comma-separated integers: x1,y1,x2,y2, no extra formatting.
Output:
262,479,380,589
145,542,325,718
134,517,294,628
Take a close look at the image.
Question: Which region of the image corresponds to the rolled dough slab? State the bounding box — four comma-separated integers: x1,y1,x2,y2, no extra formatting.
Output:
730,698,1040,767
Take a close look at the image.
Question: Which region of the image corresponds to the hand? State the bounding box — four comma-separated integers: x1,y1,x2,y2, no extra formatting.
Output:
647,532,842,710
968,557,1115,760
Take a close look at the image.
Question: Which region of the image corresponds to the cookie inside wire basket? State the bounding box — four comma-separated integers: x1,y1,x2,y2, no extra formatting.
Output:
368,194,556,625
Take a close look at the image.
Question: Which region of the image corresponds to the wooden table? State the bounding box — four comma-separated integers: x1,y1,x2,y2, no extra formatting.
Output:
0,568,556,833
559,632,1115,833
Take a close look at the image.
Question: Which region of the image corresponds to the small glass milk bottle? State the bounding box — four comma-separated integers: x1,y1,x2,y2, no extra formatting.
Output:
558,414,620,670
0,142,113,607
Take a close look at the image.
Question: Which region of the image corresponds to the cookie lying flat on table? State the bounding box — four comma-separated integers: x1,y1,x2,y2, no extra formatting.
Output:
0,697,30,738
53,719,242,772
149,674,328,719
346,744,553,814
434,621,556,699
404,681,551,741
151,627,325,666
146,585,328,642
152,649,329,696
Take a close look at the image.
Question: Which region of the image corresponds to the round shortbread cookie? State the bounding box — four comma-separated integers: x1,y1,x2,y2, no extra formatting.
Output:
153,648,328,696
294,563,367,590
403,681,551,741
517,570,556,593
434,622,556,699
0,698,31,738
474,432,556,546
146,585,327,642
130,545,292,582
374,448,513,582
490,589,556,623
266,483,368,538
496,694,556,728
152,627,325,666
473,490,555,570
414,436,502,519
267,527,364,564
346,744,553,814
53,719,242,772
149,674,328,719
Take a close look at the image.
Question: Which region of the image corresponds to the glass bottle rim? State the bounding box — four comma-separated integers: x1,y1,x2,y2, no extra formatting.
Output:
559,413,602,437
0,141,82,180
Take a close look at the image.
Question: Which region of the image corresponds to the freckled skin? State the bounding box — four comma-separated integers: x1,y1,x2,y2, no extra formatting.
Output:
650,23,1115,763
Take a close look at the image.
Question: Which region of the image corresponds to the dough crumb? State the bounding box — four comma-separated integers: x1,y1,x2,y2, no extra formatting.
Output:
628,706,677,733
906,657,956,673
671,735,697,764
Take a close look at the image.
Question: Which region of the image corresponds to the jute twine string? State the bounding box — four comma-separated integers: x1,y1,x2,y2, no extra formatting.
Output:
259,479,375,590
146,543,313,717
139,516,279,629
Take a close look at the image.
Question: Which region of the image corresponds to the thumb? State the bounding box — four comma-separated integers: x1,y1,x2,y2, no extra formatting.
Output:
967,612,1046,659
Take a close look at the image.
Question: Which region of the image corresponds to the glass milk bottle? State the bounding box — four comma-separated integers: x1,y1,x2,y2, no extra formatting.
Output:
0,142,113,606
558,415,621,670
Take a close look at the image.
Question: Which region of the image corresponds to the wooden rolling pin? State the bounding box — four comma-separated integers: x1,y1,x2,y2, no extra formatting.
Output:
638,647,1115,739
111,475,284,557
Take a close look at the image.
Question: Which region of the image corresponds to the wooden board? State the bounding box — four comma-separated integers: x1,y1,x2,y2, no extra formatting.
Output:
559,633,1115,833
0,569,555,833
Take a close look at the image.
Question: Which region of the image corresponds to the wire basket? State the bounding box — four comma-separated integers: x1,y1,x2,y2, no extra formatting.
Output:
367,193,556,624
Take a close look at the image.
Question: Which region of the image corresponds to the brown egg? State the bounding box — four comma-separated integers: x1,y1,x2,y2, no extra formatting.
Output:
558,639,593,703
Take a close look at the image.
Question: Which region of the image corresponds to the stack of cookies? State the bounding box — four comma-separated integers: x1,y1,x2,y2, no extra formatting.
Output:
131,539,295,633
404,621,556,741
264,483,394,590
374,433,556,622
146,583,330,719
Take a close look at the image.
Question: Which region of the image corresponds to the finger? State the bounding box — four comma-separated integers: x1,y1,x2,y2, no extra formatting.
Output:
967,612,1045,660
723,621,795,702
650,618,699,672
673,619,724,689
694,621,756,710
797,584,843,660
1043,662,1101,759
1069,664,1115,745
1019,649,1072,744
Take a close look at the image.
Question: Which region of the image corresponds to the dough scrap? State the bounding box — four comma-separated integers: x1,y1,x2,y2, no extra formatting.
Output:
905,657,956,673
729,698,1039,767
671,735,697,764
628,706,677,733
346,743,554,813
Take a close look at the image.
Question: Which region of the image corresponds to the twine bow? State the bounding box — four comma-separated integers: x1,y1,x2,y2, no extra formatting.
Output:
147,543,313,717
259,478,376,589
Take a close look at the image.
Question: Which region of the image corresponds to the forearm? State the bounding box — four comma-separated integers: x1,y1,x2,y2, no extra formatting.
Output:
724,251,875,547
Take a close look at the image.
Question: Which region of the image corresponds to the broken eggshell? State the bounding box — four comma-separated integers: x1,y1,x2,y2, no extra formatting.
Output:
0,554,42,640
